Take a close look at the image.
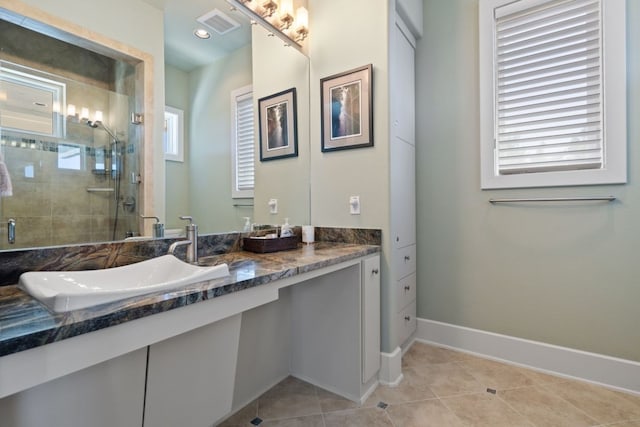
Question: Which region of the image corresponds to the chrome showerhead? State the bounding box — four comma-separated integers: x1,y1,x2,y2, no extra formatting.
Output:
87,120,119,143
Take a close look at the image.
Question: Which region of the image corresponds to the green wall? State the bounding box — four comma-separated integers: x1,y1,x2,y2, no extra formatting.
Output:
188,45,253,233
308,0,393,350
164,65,191,229
416,0,640,362
252,25,310,227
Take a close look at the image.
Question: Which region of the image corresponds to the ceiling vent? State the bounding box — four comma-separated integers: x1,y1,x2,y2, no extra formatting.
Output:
196,9,241,35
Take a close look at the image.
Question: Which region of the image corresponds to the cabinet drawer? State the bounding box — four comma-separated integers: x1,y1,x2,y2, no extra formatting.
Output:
396,273,416,312
394,245,416,280
397,300,417,346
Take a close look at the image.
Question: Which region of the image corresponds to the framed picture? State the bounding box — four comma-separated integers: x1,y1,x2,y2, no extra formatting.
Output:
320,64,373,152
258,87,298,161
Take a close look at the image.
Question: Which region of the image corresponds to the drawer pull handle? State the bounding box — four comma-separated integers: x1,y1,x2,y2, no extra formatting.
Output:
371,268,379,275
404,316,411,322
404,255,411,261
404,285,411,291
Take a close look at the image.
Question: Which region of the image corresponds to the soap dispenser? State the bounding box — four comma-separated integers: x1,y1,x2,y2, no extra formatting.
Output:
280,218,293,237
242,217,251,232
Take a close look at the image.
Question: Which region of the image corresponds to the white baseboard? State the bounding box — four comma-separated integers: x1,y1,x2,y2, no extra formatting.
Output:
379,347,404,386
416,318,640,395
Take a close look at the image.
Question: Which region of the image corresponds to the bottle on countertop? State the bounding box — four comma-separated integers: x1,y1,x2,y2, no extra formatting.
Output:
280,218,293,237
243,217,251,232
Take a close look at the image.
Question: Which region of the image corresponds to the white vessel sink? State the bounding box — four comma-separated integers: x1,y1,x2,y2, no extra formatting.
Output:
19,255,230,313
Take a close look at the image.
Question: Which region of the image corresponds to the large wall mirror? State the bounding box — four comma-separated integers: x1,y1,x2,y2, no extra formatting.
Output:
163,0,310,235
0,5,153,251
0,0,310,250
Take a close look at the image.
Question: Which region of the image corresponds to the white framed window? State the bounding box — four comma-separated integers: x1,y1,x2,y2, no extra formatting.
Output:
479,0,626,189
231,85,255,199
0,60,65,138
164,105,184,162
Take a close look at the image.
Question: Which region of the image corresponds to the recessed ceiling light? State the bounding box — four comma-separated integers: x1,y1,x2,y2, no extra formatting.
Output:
194,28,211,39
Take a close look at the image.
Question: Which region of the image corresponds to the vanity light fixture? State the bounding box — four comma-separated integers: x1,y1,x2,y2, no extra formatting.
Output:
193,28,211,39
261,0,278,18
279,0,294,30
226,0,309,56
293,6,308,42
66,104,76,117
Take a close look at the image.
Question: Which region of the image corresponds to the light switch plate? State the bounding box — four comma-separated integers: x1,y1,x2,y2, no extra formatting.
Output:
268,198,278,214
349,196,360,215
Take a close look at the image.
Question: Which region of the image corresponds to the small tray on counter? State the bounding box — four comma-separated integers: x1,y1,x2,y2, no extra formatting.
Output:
242,235,301,253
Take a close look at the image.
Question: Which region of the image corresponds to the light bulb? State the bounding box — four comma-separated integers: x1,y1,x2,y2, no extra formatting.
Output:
94,110,103,123
296,7,308,29
81,107,90,120
67,104,76,116
280,0,293,17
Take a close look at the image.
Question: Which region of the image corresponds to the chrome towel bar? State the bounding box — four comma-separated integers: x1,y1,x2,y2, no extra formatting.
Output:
489,196,616,204
86,187,115,193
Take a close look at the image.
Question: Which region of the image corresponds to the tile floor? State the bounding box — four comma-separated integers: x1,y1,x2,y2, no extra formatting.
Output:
218,342,640,427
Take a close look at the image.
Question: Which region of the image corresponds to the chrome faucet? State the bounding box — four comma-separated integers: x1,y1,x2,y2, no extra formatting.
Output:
167,216,198,264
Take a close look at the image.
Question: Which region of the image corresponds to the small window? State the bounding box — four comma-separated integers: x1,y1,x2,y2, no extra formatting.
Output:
164,106,184,162
479,0,626,189
57,143,83,170
231,85,255,198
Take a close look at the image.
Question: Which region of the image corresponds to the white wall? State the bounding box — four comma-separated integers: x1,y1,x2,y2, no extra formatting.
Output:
416,0,640,362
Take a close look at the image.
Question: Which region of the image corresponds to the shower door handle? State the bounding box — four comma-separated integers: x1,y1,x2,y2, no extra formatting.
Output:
8,218,15,244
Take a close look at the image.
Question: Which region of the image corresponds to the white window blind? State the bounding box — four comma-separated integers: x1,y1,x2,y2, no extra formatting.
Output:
231,86,255,198
495,0,603,175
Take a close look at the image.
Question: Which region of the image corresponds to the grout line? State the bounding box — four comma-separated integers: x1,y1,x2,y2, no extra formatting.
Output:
383,407,398,427
492,389,538,427
437,395,474,426
530,382,603,425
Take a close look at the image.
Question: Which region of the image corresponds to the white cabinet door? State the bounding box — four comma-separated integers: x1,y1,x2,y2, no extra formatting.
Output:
391,19,417,250
0,349,147,427
362,255,381,384
391,22,416,146
391,140,416,249
144,314,242,427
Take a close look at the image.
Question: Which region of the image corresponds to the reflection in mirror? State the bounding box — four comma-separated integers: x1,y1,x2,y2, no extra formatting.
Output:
0,18,142,250
0,0,311,251
164,0,310,234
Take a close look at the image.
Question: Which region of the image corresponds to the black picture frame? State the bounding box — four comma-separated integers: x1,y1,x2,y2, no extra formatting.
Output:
320,64,373,152
258,87,298,161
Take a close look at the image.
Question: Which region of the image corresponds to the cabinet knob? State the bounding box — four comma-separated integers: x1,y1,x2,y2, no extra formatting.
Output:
396,236,400,242
404,285,411,291
404,315,411,322
371,268,379,275
404,255,411,261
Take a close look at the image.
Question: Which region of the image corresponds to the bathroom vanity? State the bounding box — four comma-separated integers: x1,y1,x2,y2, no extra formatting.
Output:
0,240,381,427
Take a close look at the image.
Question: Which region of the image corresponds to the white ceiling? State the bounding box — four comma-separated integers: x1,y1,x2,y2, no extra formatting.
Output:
144,0,252,72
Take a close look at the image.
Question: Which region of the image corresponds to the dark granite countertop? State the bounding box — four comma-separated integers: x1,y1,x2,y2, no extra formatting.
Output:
0,242,380,358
